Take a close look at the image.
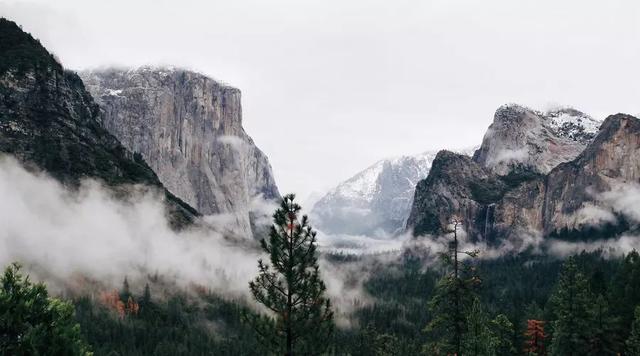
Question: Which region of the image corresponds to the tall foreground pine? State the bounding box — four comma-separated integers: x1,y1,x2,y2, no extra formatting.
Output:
249,194,333,355
424,217,480,355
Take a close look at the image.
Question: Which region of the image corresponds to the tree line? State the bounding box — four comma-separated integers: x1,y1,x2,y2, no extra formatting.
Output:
3,195,640,355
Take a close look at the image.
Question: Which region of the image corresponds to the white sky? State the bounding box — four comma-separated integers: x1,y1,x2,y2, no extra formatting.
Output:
1,0,639,202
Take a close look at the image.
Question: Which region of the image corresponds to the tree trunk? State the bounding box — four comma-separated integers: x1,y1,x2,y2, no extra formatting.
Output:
286,211,294,356
453,221,461,356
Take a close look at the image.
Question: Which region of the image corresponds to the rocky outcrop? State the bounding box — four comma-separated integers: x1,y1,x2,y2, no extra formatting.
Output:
407,110,640,243
80,67,279,238
0,19,198,228
473,104,600,175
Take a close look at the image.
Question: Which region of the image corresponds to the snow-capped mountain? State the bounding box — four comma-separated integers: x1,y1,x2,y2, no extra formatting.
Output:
473,104,601,175
407,104,612,241
311,148,476,236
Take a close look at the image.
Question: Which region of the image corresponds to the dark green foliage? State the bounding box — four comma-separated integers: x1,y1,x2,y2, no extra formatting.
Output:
469,178,507,204
609,251,640,339
589,294,620,355
463,298,496,356
500,168,544,189
491,314,516,355
548,257,592,356
470,168,542,205
249,194,334,355
626,306,640,355
74,290,265,356
53,250,640,356
0,263,92,355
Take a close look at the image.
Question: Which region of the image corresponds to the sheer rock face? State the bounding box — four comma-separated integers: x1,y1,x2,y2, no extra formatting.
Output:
407,105,640,242
0,19,197,228
80,68,279,238
543,114,640,235
473,104,600,175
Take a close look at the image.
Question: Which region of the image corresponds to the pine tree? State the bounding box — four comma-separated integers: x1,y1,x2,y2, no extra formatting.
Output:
0,263,92,355
589,294,619,355
611,251,640,340
549,257,592,356
120,276,131,302
524,301,545,321
463,297,495,356
424,216,480,355
142,283,151,306
491,314,516,355
249,194,333,355
372,333,400,356
626,306,640,355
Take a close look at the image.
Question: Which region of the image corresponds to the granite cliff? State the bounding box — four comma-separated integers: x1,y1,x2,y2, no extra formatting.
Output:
80,68,279,238
0,19,197,228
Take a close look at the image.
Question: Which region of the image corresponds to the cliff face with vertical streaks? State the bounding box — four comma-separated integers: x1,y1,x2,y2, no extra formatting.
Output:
80,67,280,238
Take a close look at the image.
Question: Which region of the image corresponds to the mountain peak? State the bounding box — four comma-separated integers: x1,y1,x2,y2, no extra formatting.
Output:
473,103,601,175
599,113,639,131
494,103,535,119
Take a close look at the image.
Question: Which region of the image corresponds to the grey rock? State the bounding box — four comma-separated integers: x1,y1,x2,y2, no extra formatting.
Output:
407,109,640,243
79,67,279,238
473,104,600,175
0,19,198,229
543,114,640,235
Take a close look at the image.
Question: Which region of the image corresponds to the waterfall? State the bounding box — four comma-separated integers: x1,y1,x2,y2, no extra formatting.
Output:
484,204,495,240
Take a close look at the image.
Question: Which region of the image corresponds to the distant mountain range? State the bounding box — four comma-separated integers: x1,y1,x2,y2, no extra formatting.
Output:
312,102,640,246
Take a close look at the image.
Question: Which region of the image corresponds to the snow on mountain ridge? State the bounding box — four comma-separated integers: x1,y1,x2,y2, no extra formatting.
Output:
545,108,601,142
473,104,602,175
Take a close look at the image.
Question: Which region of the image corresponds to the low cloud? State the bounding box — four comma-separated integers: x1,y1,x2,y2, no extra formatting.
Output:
571,204,617,227
0,156,366,314
316,230,408,255
0,156,260,298
546,235,640,258
217,135,246,150
0,156,376,315
486,147,529,167
600,182,640,222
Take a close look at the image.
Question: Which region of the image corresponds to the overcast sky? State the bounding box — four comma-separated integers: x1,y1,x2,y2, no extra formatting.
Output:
1,0,639,202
